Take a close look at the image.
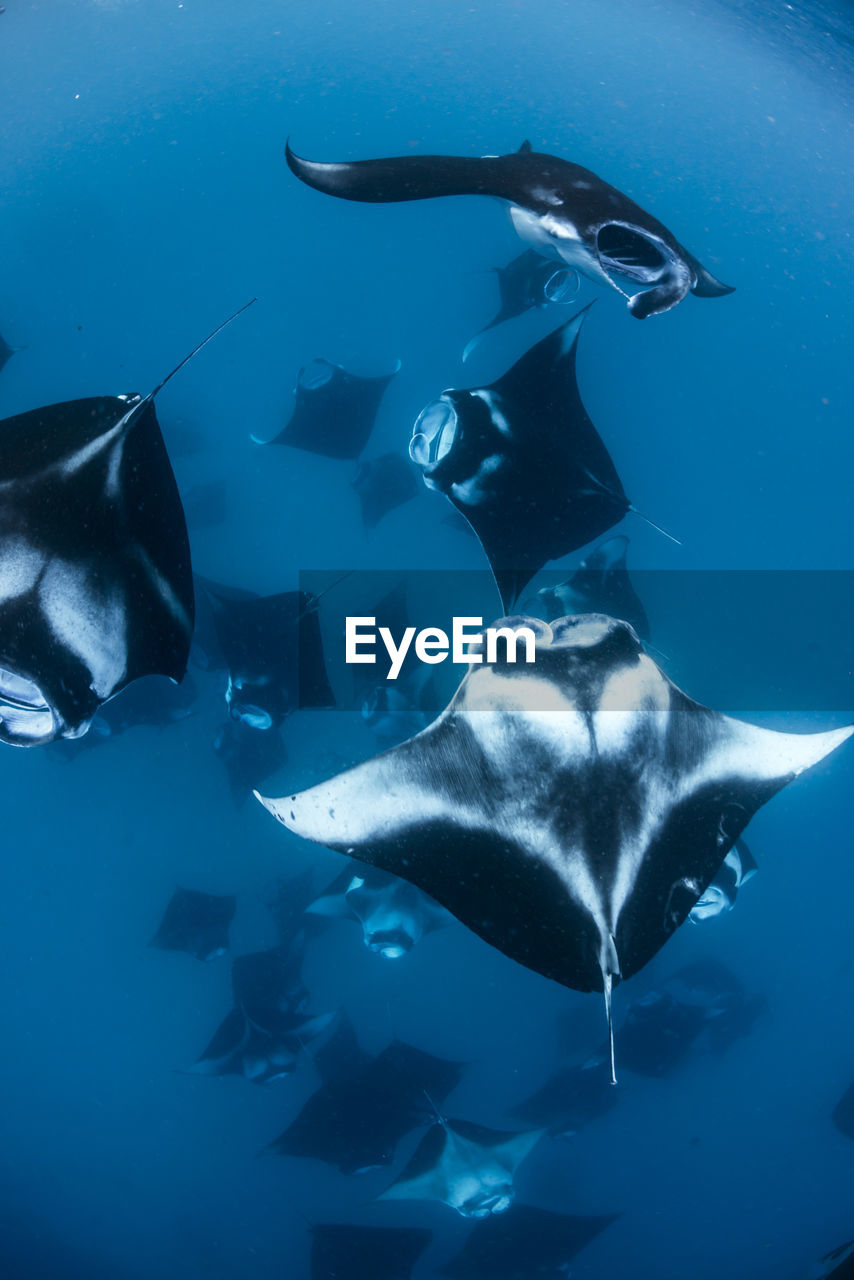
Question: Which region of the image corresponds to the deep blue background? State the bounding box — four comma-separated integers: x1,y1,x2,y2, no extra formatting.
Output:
0,1,852,1277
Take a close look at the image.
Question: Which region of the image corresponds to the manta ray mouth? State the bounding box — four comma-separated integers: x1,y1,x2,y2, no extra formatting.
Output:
688,884,730,922
365,928,413,959
596,223,668,281
297,360,334,391
0,667,62,745
410,399,458,470
542,266,580,304
463,1190,513,1219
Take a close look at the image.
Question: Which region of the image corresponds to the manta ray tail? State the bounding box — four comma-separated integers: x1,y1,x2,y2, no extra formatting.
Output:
147,298,258,402
422,1090,448,1128
286,141,509,203
603,974,617,1087
628,505,682,546
601,934,620,1085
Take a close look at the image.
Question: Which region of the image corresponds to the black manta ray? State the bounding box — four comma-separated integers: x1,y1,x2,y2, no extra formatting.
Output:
509,1051,619,1138
150,887,236,962
379,1115,544,1218
285,140,734,318
527,535,650,640
310,1224,432,1280
257,614,852,1080
187,946,335,1085
351,452,418,530
252,357,400,458
187,1003,335,1085
409,308,656,611
440,1202,619,1279
267,1038,465,1174
463,248,580,362
202,582,335,727
0,300,254,746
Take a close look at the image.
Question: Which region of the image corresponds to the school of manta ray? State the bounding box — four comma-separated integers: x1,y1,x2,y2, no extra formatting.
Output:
2,137,853,1279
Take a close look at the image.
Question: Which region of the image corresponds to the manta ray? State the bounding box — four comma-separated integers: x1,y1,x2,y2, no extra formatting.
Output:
0,300,254,746
409,308,654,611
688,837,758,922
200,580,335,728
509,1051,619,1138
257,613,852,1080
150,888,237,962
252,357,400,457
379,1115,544,1218
307,864,451,959
351,452,418,530
463,247,581,362
267,1036,465,1174
285,140,734,318
527,535,650,641
187,947,334,1085
440,1202,619,1278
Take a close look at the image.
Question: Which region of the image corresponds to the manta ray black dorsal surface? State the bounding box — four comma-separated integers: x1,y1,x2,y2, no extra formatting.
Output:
0,300,255,747
0,395,194,745
150,888,236,961
203,584,335,724
267,1039,464,1173
257,614,852,1080
352,452,418,530
310,1225,432,1280
285,141,734,317
440,1203,620,1278
463,248,580,361
410,307,630,609
532,535,650,639
253,357,400,457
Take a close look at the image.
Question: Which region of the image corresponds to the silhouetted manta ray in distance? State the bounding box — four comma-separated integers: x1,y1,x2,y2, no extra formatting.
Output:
463,247,581,362
379,1112,544,1218
257,613,852,1082
285,139,734,318
150,887,237,962
439,1202,620,1278
252,357,400,457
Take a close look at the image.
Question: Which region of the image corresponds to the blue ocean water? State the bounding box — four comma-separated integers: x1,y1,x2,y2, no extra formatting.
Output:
1,1,853,1277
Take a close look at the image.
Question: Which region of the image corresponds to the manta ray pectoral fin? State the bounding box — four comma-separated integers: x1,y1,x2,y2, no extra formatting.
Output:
285,142,506,203
714,718,854,786
255,728,453,850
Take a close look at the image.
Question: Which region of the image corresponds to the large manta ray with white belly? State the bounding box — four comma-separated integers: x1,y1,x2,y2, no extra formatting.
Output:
0,300,255,746
285,140,734,318
256,615,851,1080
